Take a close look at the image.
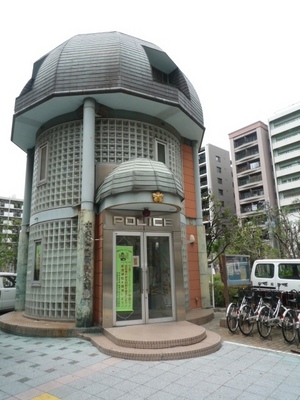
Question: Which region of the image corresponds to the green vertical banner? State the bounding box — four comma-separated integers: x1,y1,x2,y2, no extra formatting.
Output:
116,246,133,312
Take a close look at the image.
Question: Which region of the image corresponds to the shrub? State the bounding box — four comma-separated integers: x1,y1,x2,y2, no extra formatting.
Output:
210,274,240,307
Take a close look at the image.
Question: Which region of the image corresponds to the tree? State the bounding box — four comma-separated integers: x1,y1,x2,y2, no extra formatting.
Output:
204,195,300,269
227,218,278,266
203,193,238,265
271,206,300,258
203,194,279,266
0,218,21,272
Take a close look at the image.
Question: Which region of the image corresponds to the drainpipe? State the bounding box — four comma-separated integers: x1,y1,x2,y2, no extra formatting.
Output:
15,148,34,311
192,140,210,308
76,98,95,327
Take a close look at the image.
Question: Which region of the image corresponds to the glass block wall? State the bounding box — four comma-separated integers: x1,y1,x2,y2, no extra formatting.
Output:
31,119,182,215
95,119,182,181
31,121,83,214
25,219,78,319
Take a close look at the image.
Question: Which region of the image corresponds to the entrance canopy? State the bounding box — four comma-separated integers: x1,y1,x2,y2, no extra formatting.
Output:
95,158,184,213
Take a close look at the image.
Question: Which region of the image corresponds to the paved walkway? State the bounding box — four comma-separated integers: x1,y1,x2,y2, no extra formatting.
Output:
1,312,300,399
205,311,300,354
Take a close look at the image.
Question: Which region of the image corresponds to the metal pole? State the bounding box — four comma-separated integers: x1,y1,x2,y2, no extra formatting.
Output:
211,265,215,308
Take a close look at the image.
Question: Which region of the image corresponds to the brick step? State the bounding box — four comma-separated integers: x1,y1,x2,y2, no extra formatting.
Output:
80,321,222,361
82,330,221,361
103,321,207,349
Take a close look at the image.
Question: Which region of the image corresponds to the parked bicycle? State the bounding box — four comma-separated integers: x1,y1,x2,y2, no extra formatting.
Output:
281,290,300,344
256,283,289,339
238,288,266,336
226,287,252,333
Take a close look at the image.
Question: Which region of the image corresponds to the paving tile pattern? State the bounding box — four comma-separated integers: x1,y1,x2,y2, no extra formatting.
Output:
1,325,300,400
0,312,223,361
1,310,300,399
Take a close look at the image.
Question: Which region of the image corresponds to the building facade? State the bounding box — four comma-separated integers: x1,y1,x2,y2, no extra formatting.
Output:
11,32,209,328
198,144,235,228
229,121,277,221
0,196,23,271
268,103,300,219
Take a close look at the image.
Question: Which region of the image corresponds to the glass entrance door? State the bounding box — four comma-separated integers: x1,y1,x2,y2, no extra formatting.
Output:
146,234,173,321
114,233,174,325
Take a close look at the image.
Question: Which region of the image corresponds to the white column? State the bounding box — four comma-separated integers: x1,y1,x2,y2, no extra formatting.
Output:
76,98,96,327
81,98,96,210
15,148,34,311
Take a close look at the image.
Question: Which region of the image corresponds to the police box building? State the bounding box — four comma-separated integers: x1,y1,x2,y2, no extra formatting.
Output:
12,32,209,329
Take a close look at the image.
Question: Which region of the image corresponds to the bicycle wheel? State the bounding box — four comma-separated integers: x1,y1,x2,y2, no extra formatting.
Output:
238,304,254,336
226,303,239,333
282,310,296,344
257,305,272,339
297,316,300,344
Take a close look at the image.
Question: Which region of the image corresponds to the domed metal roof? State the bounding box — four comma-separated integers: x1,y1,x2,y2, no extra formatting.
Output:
12,32,205,151
96,158,184,203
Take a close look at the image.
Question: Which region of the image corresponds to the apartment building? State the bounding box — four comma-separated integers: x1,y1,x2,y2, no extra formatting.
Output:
0,196,23,240
199,144,235,227
229,121,277,221
268,103,300,219
0,196,23,271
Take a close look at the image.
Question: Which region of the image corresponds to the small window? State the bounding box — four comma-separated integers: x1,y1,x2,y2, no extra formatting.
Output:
38,143,48,184
216,155,221,162
152,66,169,84
199,166,207,175
199,153,206,164
218,178,222,184
217,166,222,173
218,189,223,196
156,140,167,164
255,263,274,279
34,241,42,282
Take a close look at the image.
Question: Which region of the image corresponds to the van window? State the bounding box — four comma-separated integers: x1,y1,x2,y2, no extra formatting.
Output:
255,263,274,278
2,276,16,288
278,263,300,279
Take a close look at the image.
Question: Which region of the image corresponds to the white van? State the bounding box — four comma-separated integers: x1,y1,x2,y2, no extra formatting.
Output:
250,259,300,291
0,272,17,312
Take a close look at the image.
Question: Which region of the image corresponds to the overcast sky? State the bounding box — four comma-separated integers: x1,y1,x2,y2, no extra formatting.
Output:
1,0,300,199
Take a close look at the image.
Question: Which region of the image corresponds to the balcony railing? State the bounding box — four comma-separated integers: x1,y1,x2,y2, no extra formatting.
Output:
236,148,259,161
238,174,262,187
240,190,264,200
234,133,257,149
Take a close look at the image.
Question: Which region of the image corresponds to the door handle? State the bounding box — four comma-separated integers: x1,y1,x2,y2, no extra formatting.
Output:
145,268,149,294
140,268,143,294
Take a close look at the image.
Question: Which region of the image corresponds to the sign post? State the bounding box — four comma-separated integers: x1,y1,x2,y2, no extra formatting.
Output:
220,254,229,306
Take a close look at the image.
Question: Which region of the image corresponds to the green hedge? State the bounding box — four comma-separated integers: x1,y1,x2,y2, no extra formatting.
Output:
210,274,244,307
